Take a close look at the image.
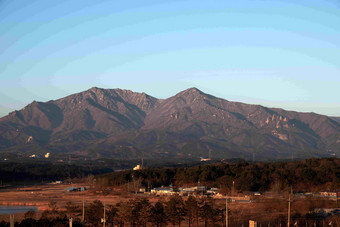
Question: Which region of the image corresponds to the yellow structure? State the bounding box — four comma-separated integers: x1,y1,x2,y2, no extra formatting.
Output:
249,220,257,227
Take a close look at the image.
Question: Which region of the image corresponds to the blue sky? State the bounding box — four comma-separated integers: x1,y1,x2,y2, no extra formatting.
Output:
1,0,340,117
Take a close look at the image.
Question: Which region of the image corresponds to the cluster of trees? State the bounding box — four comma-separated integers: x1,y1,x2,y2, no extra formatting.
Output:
0,196,222,227
1,196,339,227
97,158,340,192
105,195,220,227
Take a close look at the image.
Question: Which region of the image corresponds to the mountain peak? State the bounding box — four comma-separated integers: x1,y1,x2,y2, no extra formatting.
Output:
181,87,202,94
1,87,340,161
89,86,101,90
88,86,104,93
173,87,203,98
174,87,217,102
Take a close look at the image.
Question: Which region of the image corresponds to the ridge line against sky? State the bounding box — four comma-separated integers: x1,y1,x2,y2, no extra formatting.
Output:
1,0,340,117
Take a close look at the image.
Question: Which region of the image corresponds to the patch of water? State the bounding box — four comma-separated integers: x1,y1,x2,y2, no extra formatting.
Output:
0,205,37,214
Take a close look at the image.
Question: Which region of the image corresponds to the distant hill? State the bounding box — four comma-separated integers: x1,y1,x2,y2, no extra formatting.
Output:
1,87,340,161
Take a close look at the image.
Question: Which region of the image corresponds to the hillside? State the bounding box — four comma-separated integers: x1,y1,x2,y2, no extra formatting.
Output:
1,87,340,161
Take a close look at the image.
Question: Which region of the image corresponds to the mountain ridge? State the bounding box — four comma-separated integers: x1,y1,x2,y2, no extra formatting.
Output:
1,87,339,161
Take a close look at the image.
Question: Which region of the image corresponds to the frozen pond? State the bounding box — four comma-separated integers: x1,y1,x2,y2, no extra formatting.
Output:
0,205,37,214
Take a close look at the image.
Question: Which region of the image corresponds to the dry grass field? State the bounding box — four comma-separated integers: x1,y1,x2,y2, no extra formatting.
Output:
0,183,339,226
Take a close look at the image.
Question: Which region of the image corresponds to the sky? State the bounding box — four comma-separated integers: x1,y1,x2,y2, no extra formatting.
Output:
1,0,340,117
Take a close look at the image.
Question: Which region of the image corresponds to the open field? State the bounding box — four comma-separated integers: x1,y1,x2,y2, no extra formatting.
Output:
0,183,116,212
0,182,339,226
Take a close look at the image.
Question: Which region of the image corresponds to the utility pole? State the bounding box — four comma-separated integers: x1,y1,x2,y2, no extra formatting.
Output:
82,199,85,227
287,193,291,227
103,201,106,227
226,197,229,227
9,214,14,227
288,186,292,227
232,181,235,197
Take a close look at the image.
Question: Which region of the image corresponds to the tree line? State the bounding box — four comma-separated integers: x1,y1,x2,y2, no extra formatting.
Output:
0,196,222,227
1,195,339,227
97,158,340,192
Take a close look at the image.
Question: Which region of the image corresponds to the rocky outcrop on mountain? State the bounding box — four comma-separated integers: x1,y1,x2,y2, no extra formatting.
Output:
1,87,339,160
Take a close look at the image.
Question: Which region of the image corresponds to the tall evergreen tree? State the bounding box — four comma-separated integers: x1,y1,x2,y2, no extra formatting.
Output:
166,194,187,227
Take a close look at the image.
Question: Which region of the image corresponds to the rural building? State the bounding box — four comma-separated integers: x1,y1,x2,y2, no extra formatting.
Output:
179,186,206,195
65,187,87,192
151,187,174,195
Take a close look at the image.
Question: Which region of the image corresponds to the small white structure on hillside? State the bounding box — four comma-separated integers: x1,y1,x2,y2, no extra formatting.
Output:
133,164,142,170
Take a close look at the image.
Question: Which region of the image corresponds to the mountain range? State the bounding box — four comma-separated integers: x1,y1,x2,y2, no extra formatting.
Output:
1,87,339,161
